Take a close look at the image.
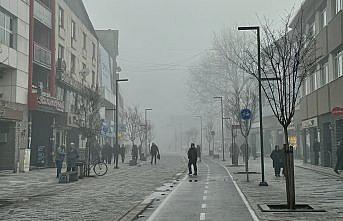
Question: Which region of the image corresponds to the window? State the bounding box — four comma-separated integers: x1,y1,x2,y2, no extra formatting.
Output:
320,62,328,86
71,53,76,74
305,78,311,95
335,50,343,79
320,8,327,28
58,7,64,28
83,32,86,50
71,20,76,40
308,21,315,37
58,44,64,59
0,11,14,48
310,73,316,92
92,42,96,60
336,0,343,14
92,71,95,88
56,86,64,101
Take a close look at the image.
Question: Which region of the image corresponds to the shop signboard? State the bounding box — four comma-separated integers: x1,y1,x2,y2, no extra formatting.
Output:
301,117,318,129
332,107,343,117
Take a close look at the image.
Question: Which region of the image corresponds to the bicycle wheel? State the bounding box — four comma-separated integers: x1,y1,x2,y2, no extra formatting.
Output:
93,162,108,176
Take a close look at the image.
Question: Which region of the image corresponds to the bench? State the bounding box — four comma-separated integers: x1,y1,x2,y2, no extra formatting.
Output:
59,171,79,183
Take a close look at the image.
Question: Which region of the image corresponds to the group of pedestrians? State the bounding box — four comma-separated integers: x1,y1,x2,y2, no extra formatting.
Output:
55,142,79,178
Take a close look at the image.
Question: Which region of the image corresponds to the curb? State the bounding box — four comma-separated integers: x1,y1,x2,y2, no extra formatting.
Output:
116,197,155,221
295,164,343,179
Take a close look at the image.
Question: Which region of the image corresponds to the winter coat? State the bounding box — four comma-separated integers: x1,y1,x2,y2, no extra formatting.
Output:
336,143,343,170
270,150,283,168
55,147,65,162
67,149,79,168
150,144,159,156
188,147,198,162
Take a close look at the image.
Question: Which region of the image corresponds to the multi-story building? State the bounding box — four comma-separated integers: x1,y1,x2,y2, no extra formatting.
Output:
55,0,99,159
28,0,59,167
294,0,343,168
0,0,30,172
96,29,121,146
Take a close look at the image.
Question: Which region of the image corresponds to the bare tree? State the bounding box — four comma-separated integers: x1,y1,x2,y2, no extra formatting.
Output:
229,11,317,209
124,106,142,146
204,119,214,155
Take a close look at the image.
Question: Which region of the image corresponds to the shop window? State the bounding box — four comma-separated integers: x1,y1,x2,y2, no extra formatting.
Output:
58,44,64,59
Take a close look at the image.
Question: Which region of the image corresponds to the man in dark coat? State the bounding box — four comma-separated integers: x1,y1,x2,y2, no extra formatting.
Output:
113,144,120,168
188,143,198,176
66,143,79,172
132,144,139,164
334,138,343,174
270,145,282,177
104,142,112,164
120,144,126,163
150,143,160,165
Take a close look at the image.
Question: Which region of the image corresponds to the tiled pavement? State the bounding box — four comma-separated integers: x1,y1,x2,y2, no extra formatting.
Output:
0,153,186,221
217,157,343,221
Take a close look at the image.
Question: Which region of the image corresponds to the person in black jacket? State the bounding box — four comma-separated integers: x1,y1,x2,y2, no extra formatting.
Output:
150,143,160,165
188,143,198,176
270,145,283,177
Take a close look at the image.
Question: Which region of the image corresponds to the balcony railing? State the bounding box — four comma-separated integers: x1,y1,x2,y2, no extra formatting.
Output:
33,42,51,68
34,0,52,28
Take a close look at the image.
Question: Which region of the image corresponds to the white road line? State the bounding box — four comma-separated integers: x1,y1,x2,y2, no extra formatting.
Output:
205,182,209,185
205,185,208,189
146,175,187,221
200,212,206,220
204,190,208,194
212,160,260,221
203,195,207,200
202,203,207,209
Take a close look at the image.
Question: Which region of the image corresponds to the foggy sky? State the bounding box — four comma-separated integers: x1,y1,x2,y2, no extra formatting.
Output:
83,0,301,150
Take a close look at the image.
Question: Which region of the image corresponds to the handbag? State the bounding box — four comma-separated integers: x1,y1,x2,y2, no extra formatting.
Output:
157,153,160,160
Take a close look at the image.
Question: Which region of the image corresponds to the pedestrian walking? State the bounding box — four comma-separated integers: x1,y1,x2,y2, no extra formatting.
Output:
104,142,112,164
270,145,283,177
120,144,126,163
334,138,343,174
66,143,79,172
113,144,119,166
188,143,198,176
150,142,160,165
55,145,65,178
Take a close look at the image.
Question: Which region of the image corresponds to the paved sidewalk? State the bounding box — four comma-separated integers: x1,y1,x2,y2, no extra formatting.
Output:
0,153,186,221
214,157,343,221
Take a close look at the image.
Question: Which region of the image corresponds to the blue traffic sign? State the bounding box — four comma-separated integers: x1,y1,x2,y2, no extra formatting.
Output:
240,109,252,120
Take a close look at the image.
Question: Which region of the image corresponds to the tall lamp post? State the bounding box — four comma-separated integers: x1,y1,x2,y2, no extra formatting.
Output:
238,26,268,186
145,108,152,156
115,78,128,169
193,115,202,162
214,96,225,161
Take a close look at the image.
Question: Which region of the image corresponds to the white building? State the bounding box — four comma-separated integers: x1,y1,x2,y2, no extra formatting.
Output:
0,0,30,172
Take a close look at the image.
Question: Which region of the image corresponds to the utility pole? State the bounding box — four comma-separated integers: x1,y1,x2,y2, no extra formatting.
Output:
214,96,225,161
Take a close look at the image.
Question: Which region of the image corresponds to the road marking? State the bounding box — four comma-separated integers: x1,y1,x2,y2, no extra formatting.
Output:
205,185,208,189
212,160,260,221
203,195,207,200
200,212,206,220
204,190,208,194
202,203,207,209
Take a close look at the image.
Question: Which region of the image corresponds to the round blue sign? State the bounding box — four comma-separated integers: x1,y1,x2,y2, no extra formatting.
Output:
240,109,252,120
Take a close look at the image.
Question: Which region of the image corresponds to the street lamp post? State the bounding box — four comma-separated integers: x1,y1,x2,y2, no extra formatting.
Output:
115,79,128,169
214,96,225,161
238,26,268,186
193,115,202,162
145,108,152,156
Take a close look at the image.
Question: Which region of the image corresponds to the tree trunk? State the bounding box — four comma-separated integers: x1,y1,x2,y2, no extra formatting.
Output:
283,127,295,209
245,136,249,182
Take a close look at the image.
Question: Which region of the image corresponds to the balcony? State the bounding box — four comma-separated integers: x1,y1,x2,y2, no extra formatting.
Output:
33,42,51,68
34,0,52,29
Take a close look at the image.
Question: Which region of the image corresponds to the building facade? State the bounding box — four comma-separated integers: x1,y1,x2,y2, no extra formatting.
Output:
296,0,343,168
55,0,99,160
0,0,30,171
